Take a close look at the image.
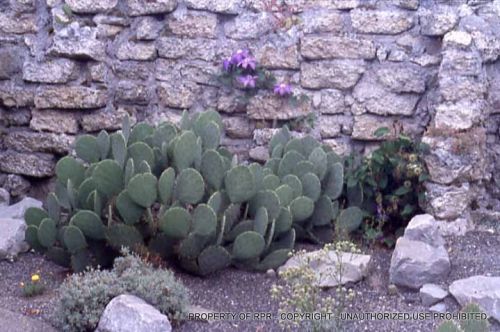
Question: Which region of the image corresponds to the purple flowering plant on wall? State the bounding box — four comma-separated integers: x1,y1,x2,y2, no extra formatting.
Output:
217,48,308,108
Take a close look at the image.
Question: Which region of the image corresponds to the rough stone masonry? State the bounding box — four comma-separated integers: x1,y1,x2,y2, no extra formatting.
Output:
0,0,498,227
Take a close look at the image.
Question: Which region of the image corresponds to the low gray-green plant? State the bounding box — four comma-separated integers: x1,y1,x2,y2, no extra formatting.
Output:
54,249,190,332
436,303,490,332
271,241,361,331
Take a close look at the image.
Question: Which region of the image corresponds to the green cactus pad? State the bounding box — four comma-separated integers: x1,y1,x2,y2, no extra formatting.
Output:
207,191,223,214
275,185,294,207
262,174,281,191
116,190,145,225
55,156,86,187
195,110,223,132
248,163,264,191
87,190,103,216
290,196,314,222
301,172,321,202
77,178,98,209
278,150,305,178
222,203,241,232
275,207,293,235
285,136,320,157
159,207,191,239
126,173,158,208
75,135,100,163
54,181,70,210
37,218,57,248
271,143,284,159
332,200,340,220
46,247,71,267
292,161,316,178
92,159,123,197
257,249,290,271
282,174,303,198
311,195,334,226
46,193,60,223
336,206,363,233
128,122,154,145
105,224,143,250
196,120,221,150
233,231,266,261
173,131,197,170
198,245,231,276
152,123,177,148
269,126,290,154
224,219,253,242
326,151,342,168
225,166,256,203
25,207,48,227
158,167,176,205
201,150,225,190
96,130,110,160
124,158,135,186
179,234,206,260
25,225,44,252
128,142,155,169
70,210,106,240
436,321,461,332
192,204,217,237
63,225,87,254
111,132,127,168
308,147,328,180
268,229,296,252
264,158,280,174
175,168,205,204
70,249,91,272
323,162,344,200
253,207,268,236
248,190,281,221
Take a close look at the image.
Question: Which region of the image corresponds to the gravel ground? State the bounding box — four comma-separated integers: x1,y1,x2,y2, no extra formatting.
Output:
0,231,498,332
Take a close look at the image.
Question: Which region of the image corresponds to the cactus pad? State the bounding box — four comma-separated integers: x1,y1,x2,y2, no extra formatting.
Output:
159,207,191,239
300,172,321,202
37,218,57,248
63,225,87,254
25,207,48,227
282,174,303,198
128,142,155,169
278,150,305,178
290,196,314,222
175,168,205,204
173,131,197,170
70,210,106,240
232,231,265,260
56,156,86,187
323,162,344,200
75,135,100,163
275,207,293,235
197,245,231,275
336,206,363,233
249,190,281,221
192,204,217,237
116,190,145,225
225,166,256,203
105,224,143,250
158,167,176,205
201,150,225,190
92,159,123,197
111,132,127,168
127,173,158,208
311,195,334,226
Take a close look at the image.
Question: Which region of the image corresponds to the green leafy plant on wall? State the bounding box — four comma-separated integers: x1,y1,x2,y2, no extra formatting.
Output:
342,126,430,247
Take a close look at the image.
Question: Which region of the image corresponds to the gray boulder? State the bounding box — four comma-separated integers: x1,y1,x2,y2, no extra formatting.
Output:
404,214,445,246
0,188,10,207
420,283,449,306
0,218,29,260
278,250,371,288
96,294,172,332
449,276,500,322
389,237,450,289
1,197,42,219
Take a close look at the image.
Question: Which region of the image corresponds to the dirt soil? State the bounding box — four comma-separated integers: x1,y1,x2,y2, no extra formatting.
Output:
0,231,499,332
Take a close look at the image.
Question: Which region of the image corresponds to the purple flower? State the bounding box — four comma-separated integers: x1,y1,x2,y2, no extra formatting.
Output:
238,75,257,88
237,56,256,70
231,49,250,65
223,57,232,71
273,83,293,96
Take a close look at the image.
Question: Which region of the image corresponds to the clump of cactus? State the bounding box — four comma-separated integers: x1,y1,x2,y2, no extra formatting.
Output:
436,303,489,332
25,111,304,275
263,126,364,242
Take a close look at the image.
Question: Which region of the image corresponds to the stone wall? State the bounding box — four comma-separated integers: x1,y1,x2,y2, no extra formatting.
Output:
0,0,498,227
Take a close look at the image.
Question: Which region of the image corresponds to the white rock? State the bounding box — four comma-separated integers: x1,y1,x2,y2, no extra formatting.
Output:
96,294,172,332
0,188,10,207
429,302,447,313
0,197,42,219
389,237,450,289
404,214,445,246
420,283,449,306
0,218,29,260
435,215,473,236
449,276,500,322
278,250,371,288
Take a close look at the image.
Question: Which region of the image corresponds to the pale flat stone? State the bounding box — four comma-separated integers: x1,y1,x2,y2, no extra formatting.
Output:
0,218,29,260
420,284,448,306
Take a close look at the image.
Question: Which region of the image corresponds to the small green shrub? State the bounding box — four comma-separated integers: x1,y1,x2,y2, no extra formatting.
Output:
436,303,490,332
342,127,430,246
271,241,361,331
54,249,190,332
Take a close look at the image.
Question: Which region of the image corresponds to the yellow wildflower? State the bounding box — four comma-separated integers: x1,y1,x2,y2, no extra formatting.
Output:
31,274,40,283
